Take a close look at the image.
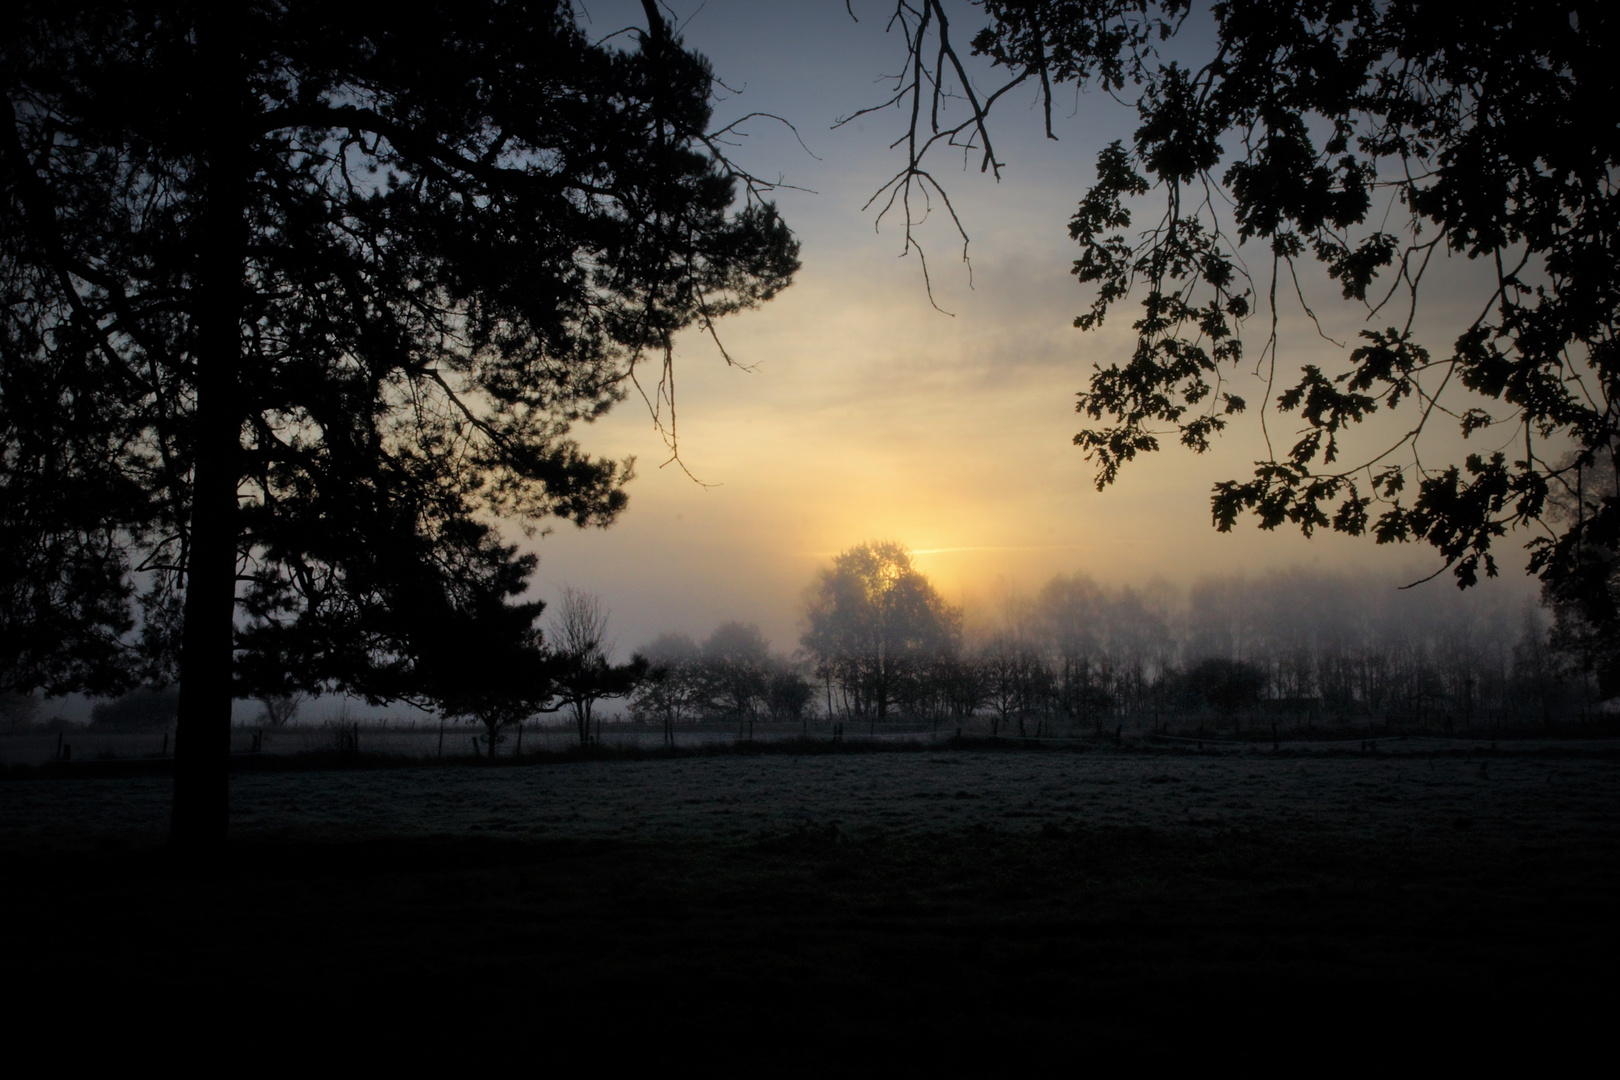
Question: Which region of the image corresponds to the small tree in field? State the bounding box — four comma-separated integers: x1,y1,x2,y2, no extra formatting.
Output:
255,694,304,728
699,622,771,736
409,587,558,757
765,668,814,728
551,589,645,746
1185,659,1266,729
629,632,701,747
90,686,179,732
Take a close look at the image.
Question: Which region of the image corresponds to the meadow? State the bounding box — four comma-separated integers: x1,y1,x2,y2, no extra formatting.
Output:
5,739,1616,1061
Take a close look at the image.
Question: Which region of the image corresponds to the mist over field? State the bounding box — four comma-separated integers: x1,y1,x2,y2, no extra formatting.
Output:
5,558,1547,738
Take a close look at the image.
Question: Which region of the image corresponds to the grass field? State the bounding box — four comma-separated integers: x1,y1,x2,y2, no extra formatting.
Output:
6,744,1616,1063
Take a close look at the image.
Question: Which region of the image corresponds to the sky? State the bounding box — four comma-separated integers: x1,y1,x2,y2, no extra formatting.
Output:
514,0,1542,660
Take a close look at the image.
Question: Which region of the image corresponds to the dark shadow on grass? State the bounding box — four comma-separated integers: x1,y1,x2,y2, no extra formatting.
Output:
5,821,1615,1061
8,730,1620,784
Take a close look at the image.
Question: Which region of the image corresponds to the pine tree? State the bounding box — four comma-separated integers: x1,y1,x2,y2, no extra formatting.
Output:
0,1,798,849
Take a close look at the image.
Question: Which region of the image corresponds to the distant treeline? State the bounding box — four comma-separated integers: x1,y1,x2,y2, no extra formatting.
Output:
30,563,1588,742
630,624,814,742
959,569,1574,733
633,561,1588,736
2,685,181,734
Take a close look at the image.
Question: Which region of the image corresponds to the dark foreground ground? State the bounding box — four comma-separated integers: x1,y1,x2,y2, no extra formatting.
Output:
6,745,1617,1065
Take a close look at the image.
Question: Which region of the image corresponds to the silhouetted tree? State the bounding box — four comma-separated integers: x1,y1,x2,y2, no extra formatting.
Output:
978,634,1038,736
857,1,1617,605
1,2,798,847
631,623,812,736
551,589,644,746
802,541,961,723
0,476,135,698
417,587,557,757
1036,575,1111,728
254,693,304,728
1510,607,1568,725
1185,659,1266,721
1103,584,1175,718
764,667,814,725
90,686,179,732
1540,446,1620,696
629,632,702,746
933,654,986,728
0,692,39,733
698,621,771,734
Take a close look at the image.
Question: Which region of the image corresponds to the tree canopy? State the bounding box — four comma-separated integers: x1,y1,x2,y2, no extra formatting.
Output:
1,1,798,844
856,2,1617,611
802,541,961,721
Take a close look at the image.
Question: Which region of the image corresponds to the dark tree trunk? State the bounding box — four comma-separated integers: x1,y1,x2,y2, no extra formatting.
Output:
170,7,246,854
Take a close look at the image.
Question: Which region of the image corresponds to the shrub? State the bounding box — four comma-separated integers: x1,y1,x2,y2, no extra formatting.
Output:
90,686,179,731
